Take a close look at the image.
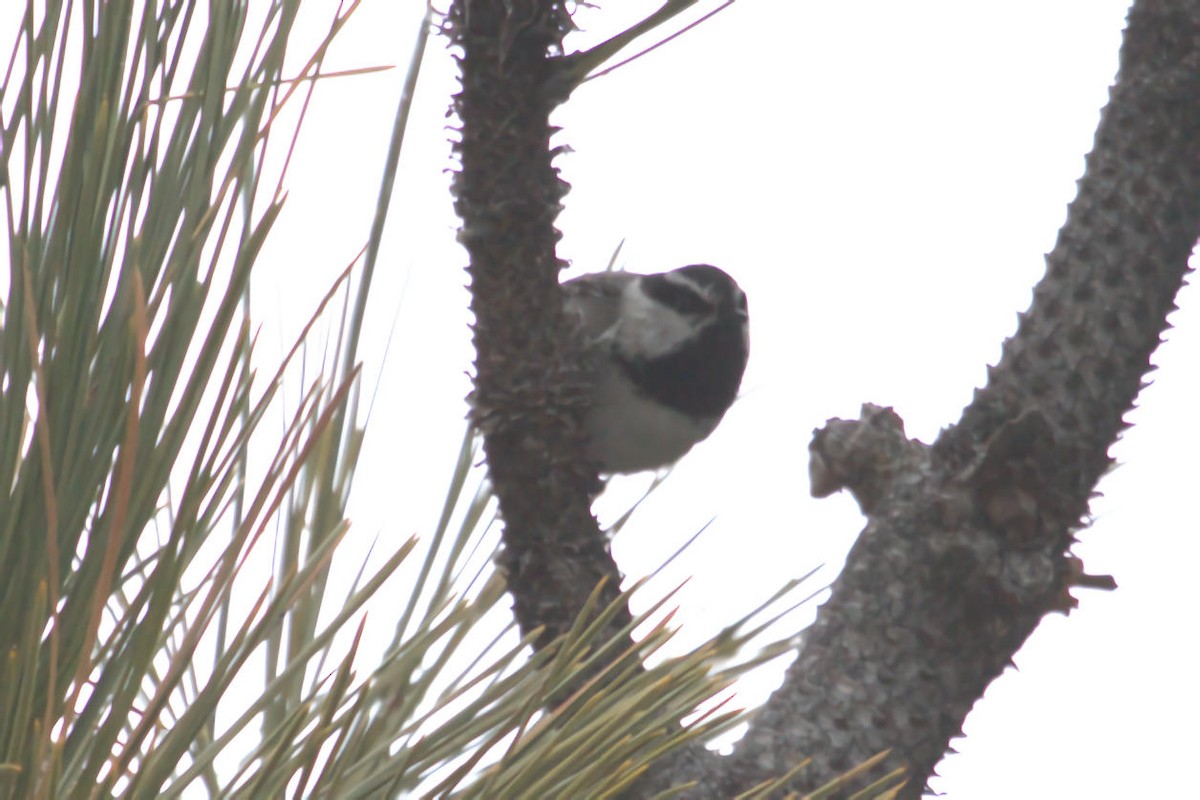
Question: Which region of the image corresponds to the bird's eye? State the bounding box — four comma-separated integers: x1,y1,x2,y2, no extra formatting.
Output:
646,278,713,316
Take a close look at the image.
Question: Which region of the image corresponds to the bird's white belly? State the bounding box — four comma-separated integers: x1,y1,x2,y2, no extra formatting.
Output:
584,365,718,473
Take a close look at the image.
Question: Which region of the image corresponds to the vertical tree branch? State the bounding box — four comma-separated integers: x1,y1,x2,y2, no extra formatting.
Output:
446,1,630,649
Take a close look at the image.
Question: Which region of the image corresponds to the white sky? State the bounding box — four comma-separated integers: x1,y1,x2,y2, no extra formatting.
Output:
7,1,1196,797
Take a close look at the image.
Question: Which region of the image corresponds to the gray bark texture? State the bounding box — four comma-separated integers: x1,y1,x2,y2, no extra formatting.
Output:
447,0,632,653
449,0,1200,796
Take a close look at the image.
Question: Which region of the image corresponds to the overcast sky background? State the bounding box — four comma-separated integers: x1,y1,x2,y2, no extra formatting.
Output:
7,1,1196,797
255,1,1198,797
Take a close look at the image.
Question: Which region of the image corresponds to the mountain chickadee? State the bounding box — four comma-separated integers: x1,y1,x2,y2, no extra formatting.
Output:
563,264,749,473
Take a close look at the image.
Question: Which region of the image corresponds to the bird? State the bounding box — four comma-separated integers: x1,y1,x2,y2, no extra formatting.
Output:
563,264,749,473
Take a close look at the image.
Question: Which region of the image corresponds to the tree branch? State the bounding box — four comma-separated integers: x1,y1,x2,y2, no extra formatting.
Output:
447,1,631,651
642,2,1200,796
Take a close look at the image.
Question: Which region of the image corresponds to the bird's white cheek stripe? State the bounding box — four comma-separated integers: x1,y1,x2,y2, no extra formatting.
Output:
615,280,697,360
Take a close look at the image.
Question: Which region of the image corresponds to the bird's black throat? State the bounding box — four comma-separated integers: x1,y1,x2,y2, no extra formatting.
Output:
615,316,747,419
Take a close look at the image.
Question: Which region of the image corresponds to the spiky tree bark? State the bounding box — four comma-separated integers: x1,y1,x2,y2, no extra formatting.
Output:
449,0,1200,797
447,1,631,652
